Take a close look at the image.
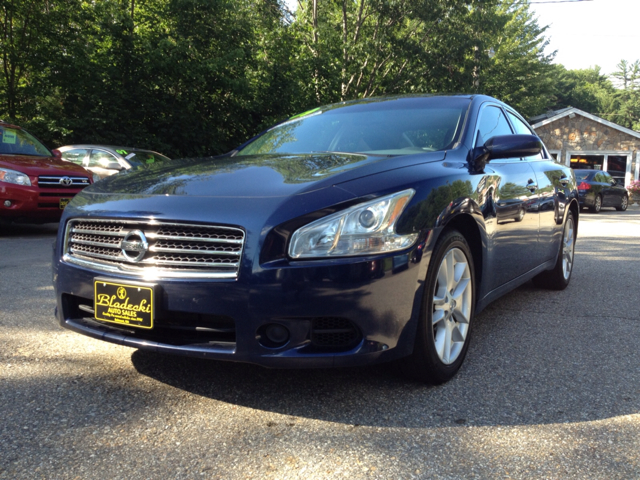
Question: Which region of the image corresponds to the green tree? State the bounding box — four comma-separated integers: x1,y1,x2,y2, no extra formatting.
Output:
611,59,640,130
550,65,616,114
480,2,556,117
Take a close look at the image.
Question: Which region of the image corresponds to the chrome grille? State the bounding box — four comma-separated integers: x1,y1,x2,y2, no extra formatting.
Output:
63,219,245,279
38,176,90,187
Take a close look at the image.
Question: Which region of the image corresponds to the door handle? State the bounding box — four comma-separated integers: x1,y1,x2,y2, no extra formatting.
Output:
526,179,538,192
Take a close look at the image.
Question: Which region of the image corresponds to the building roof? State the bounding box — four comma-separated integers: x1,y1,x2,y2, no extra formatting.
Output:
530,107,640,141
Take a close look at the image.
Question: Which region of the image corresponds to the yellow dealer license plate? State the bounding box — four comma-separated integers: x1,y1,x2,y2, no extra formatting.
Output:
59,198,71,209
94,278,155,329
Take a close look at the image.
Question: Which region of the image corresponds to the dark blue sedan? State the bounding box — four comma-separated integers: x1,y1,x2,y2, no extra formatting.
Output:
574,169,629,213
52,95,579,384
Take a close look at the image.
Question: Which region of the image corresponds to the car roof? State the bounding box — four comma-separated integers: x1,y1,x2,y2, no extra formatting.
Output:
314,93,489,112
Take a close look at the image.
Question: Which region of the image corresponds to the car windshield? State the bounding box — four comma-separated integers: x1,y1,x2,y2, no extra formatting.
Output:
0,125,51,156
237,97,470,156
116,149,170,167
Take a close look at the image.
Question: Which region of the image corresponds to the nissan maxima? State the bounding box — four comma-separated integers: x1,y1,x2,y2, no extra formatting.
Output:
52,95,579,384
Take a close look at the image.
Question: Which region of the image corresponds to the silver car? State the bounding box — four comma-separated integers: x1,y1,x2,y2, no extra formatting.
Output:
58,145,170,180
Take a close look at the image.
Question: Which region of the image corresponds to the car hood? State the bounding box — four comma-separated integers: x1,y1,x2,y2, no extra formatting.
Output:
86,151,446,198
0,155,90,176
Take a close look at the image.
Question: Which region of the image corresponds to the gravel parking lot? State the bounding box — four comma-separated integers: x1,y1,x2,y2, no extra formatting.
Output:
1,207,640,479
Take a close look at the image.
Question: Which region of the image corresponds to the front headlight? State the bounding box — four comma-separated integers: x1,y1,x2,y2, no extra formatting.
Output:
0,168,31,186
91,173,101,183
289,189,417,258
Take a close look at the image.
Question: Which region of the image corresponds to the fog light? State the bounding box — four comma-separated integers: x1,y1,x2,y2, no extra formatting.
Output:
3,200,11,207
265,324,289,344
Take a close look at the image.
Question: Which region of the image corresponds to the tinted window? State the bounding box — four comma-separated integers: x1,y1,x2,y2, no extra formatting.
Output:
574,171,592,181
475,106,513,147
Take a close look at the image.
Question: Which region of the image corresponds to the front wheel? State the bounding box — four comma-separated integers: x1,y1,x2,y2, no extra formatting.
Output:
401,230,475,384
615,195,628,211
532,209,576,290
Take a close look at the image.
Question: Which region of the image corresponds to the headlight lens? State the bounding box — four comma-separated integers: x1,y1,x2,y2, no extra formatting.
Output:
289,189,417,258
92,173,101,183
0,168,31,186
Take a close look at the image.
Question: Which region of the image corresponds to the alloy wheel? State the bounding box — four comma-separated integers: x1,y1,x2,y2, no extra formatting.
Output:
432,247,472,364
562,213,575,280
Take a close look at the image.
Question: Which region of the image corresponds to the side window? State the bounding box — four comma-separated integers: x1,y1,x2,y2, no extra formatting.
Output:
89,150,119,168
506,111,543,161
506,112,534,135
475,106,513,148
61,148,88,165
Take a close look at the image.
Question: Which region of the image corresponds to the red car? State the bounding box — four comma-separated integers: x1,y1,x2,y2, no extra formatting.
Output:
0,121,94,224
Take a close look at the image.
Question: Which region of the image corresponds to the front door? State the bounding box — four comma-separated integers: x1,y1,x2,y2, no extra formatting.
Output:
475,104,540,291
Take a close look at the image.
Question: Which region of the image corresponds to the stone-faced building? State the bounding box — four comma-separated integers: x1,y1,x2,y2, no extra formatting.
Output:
530,107,640,187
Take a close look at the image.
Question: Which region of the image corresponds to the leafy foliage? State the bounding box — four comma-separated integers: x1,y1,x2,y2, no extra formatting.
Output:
1,0,637,159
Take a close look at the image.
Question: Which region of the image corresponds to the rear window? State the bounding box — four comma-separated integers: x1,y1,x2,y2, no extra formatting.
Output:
0,126,51,156
574,171,593,181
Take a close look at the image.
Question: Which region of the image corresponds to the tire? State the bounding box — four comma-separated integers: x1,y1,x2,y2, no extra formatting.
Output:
401,230,475,384
589,194,602,213
615,195,628,211
532,209,576,290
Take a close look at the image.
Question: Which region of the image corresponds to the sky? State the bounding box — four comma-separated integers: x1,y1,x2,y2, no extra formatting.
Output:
529,0,640,77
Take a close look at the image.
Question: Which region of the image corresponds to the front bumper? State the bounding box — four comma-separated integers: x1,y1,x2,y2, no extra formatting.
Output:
53,243,431,368
0,183,83,222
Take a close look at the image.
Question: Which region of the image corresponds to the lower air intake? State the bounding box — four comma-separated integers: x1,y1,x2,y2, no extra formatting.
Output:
311,317,361,349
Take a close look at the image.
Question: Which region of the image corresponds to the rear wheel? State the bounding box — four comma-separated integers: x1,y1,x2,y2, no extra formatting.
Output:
589,194,602,213
401,230,475,384
532,210,576,290
615,195,628,211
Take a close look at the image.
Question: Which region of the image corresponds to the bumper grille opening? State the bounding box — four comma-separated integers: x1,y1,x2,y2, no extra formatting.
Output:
63,294,236,346
38,176,90,187
63,219,245,279
311,317,361,350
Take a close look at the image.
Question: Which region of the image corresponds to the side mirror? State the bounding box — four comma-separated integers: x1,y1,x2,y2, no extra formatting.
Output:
471,134,543,172
51,149,62,160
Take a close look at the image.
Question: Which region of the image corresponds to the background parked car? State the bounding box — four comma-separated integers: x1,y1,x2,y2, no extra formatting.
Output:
574,169,629,212
58,145,170,180
0,122,94,224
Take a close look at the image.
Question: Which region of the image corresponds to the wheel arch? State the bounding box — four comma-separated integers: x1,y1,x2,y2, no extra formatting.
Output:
568,198,580,235
438,212,484,296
